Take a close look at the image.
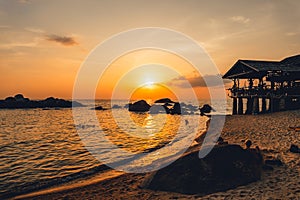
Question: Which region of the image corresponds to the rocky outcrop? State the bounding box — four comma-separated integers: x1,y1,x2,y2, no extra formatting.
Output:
154,98,175,104
144,144,263,195
199,104,214,116
0,94,83,109
169,102,181,115
128,100,151,112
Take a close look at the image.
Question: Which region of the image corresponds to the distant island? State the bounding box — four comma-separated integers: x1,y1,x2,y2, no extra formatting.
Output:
0,94,83,109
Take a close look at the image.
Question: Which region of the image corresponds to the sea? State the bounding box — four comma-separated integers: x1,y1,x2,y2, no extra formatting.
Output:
0,99,232,198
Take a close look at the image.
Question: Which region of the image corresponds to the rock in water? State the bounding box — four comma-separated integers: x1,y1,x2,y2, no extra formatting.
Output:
94,106,107,110
144,144,263,195
154,98,175,104
128,100,151,112
199,104,213,116
170,102,181,115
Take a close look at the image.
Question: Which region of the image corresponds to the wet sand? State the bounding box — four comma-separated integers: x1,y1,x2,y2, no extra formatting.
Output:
14,110,300,200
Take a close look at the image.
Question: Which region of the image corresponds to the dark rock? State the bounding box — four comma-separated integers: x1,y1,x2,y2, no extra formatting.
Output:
42,97,73,108
94,106,107,110
262,165,274,171
128,100,150,112
154,98,175,104
14,94,24,101
170,102,181,115
264,159,283,166
144,144,263,195
4,96,15,102
289,144,300,153
200,104,214,116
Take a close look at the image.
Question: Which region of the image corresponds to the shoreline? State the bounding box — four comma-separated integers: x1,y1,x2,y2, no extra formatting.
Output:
13,170,124,200
10,110,300,199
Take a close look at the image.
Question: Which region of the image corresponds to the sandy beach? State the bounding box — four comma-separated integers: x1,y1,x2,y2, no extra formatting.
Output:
14,110,300,200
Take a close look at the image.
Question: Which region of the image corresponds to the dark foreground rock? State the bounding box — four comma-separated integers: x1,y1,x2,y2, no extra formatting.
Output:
289,144,300,153
128,100,151,112
265,159,283,166
0,94,83,109
144,144,263,195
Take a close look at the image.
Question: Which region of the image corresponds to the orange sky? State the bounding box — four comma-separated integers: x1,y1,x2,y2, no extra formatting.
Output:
96,49,210,100
1,0,299,99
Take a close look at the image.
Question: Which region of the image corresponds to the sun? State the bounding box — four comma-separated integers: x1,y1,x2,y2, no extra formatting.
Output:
130,83,177,102
143,81,155,89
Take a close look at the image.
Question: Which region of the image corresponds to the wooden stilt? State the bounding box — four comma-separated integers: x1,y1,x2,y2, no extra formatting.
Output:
253,97,259,114
261,97,266,113
232,98,237,115
238,97,243,114
245,97,253,115
269,97,273,112
279,98,286,111
273,98,279,112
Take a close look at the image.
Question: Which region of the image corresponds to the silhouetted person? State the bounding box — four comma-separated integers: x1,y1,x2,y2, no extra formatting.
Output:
245,140,263,166
217,137,228,145
245,140,252,149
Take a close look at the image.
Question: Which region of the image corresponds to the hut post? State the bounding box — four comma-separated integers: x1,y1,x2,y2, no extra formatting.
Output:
273,98,280,112
261,97,267,113
245,97,253,114
238,97,243,114
253,97,259,114
232,97,237,115
269,97,274,112
279,98,286,111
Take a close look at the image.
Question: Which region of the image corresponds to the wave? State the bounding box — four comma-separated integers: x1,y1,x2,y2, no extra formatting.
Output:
0,164,110,199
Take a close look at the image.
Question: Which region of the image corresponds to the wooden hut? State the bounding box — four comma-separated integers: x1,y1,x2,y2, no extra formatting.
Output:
223,54,300,115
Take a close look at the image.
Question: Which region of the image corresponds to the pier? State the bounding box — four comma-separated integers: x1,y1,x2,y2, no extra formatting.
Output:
223,54,300,115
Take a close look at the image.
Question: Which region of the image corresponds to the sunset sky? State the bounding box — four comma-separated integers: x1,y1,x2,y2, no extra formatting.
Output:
1,0,299,99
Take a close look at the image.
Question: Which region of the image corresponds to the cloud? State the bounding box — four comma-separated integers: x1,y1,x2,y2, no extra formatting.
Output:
0,42,38,49
285,32,298,36
230,16,250,24
25,27,45,34
18,0,31,3
0,25,10,29
45,34,78,46
168,74,231,88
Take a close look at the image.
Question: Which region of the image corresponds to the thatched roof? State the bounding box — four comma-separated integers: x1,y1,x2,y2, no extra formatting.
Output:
223,54,300,79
